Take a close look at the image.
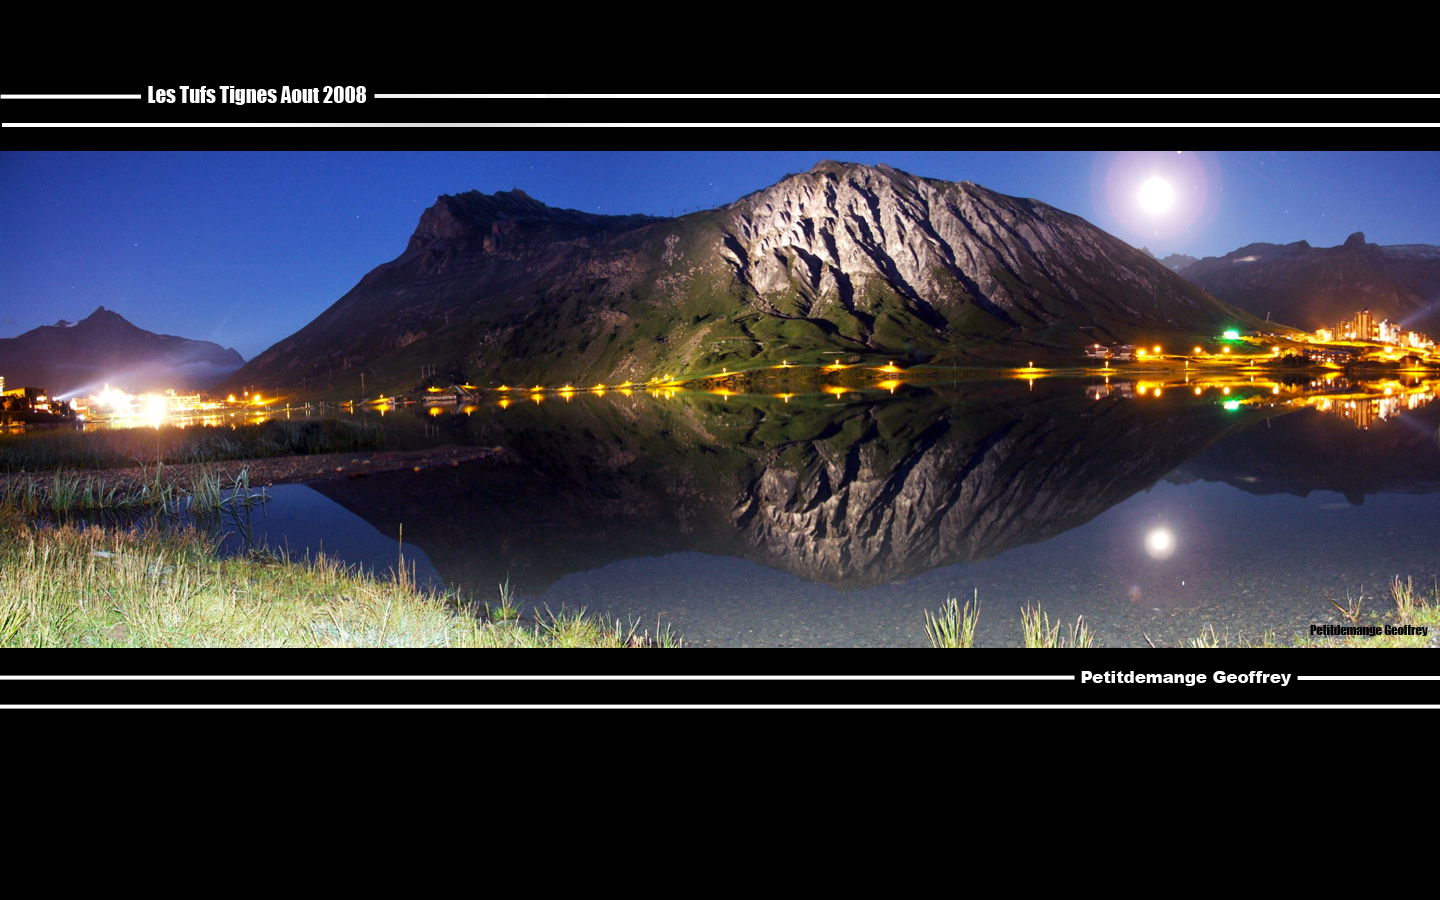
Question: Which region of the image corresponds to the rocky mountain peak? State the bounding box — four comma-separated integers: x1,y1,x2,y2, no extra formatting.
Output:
1177,230,1440,334
716,160,1217,333
404,188,664,256
83,305,124,322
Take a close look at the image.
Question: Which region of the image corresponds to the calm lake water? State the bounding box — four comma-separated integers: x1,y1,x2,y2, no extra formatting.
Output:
217,375,1440,646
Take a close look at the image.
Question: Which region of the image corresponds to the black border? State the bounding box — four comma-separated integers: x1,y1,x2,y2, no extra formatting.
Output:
3,91,1438,707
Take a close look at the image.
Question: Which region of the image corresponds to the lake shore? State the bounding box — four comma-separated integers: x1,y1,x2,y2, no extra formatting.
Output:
0,513,676,648
0,444,515,491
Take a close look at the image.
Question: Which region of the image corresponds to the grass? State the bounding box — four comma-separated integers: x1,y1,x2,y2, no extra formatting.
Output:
1020,604,1095,648
0,514,679,648
923,595,1096,647
1178,624,1284,649
488,576,521,622
0,465,267,517
1297,576,1440,648
924,578,1435,648
0,418,384,473
924,592,980,648
1392,576,1421,624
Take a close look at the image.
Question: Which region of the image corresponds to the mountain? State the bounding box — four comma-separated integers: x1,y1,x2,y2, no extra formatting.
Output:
1160,253,1198,273
233,161,1255,396
1178,232,1440,334
0,306,245,397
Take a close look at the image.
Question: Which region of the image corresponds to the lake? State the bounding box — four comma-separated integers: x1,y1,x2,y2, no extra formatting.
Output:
214,373,1440,646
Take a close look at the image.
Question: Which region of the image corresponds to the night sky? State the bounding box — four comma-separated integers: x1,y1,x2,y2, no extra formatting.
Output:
2,150,1437,360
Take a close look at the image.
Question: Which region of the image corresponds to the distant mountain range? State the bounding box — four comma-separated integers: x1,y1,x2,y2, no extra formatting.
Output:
0,307,244,397
1159,253,1199,273
232,161,1257,396
1175,232,1440,334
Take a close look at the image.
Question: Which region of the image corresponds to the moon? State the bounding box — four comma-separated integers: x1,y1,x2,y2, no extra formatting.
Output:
1144,526,1176,559
1137,176,1176,216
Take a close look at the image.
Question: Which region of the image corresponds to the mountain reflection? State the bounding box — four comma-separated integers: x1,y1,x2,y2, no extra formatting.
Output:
311,377,1436,593
1174,376,1440,504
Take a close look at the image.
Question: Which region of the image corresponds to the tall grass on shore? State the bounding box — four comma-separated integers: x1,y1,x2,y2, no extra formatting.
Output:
1020,604,1095,648
1297,576,1439,648
0,418,384,473
0,465,267,517
0,515,680,648
924,593,981,648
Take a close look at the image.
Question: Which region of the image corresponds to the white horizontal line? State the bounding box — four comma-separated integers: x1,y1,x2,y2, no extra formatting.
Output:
0,674,1074,681
372,93,1438,100
3,121,1434,128
3,704,1437,710
0,94,142,100
1296,675,1440,681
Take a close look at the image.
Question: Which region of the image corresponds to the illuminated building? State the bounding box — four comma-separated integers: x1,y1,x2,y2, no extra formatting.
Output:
1354,308,1375,340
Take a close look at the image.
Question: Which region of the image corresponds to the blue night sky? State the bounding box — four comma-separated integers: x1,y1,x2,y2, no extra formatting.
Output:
2,150,1437,360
